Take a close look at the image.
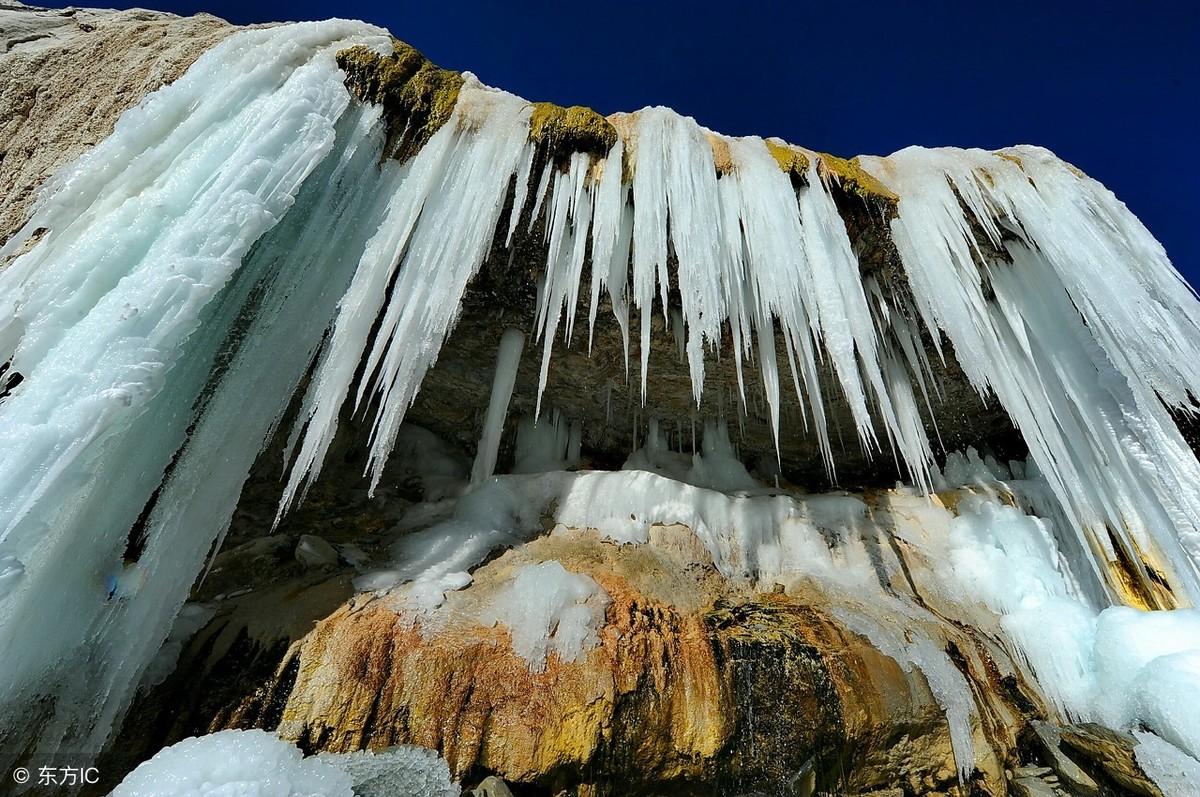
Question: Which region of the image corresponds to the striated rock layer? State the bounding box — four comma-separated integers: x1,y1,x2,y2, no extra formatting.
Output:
118,481,1044,796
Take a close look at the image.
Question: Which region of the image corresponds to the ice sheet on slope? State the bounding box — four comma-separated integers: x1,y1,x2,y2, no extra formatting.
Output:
113,729,461,797
0,21,392,767
1133,730,1200,797
112,729,352,797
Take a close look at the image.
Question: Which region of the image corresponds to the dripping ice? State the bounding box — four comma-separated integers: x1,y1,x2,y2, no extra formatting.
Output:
0,16,1199,791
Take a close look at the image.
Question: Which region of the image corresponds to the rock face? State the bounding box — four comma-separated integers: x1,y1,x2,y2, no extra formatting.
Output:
118,482,1075,796
0,2,234,243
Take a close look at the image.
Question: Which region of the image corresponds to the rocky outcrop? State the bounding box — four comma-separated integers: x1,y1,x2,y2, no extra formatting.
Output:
117,485,1080,796
1058,725,1165,797
0,2,234,243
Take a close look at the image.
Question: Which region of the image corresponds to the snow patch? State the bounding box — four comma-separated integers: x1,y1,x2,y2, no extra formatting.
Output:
478,560,610,671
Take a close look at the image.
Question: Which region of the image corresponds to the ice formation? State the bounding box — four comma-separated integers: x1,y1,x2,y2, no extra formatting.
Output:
316,746,459,797
471,328,526,482
111,729,353,797
112,729,460,797
1133,730,1200,797
0,11,1199,790
477,560,610,671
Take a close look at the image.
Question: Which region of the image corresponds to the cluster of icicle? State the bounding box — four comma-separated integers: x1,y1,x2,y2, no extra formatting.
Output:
1,18,1200,767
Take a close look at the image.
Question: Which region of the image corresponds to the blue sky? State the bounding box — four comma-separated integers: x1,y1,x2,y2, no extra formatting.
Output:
44,0,1199,284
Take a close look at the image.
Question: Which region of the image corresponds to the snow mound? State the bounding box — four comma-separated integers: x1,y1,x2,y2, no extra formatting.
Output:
1133,730,1200,797
111,729,352,797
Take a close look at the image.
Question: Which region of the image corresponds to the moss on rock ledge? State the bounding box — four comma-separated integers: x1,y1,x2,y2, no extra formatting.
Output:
336,38,899,213
816,151,899,204
337,40,464,162
529,102,618,163
765,139,811,178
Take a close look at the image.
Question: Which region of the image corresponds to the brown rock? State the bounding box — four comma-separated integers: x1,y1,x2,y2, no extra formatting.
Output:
1060,723,1164,797
0,4,235,244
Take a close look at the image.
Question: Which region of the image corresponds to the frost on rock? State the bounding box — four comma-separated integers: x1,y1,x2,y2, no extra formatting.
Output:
477,560,610,672
111,729,353,797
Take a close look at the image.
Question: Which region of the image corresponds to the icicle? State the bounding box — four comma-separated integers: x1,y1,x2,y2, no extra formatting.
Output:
282,75,533,504
861,147,1200,599
534,153,592,419
588,137,625,351
471,328,526,483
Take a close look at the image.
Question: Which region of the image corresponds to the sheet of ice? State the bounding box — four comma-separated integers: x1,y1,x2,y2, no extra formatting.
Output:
111,729,353,797
1133,730,1200,797
1093,607,1200,756
1133,651,1200,761
477,560,610,672
0,21,394,768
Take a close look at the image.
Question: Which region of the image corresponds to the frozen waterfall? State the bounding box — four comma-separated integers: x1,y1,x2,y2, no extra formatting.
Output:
1,16,1199,777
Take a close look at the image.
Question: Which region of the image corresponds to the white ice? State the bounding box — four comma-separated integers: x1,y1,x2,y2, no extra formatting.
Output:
477,560,610,672
111,729,353,797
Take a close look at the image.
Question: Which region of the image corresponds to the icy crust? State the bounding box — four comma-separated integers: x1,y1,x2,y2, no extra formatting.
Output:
0,20,395,768
112,729,460,797
316,746,459,797
112,729,353,797
477,560,610,671
1133,730,1200,797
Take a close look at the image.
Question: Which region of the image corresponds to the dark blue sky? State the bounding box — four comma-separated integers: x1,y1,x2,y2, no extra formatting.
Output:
46,0,1199,283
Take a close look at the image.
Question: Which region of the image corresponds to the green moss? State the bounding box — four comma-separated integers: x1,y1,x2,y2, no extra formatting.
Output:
529,102,617,163
762,139,895,206
765,140,810,177
814,152,898,204
337,40,464,163
339,40,897,211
